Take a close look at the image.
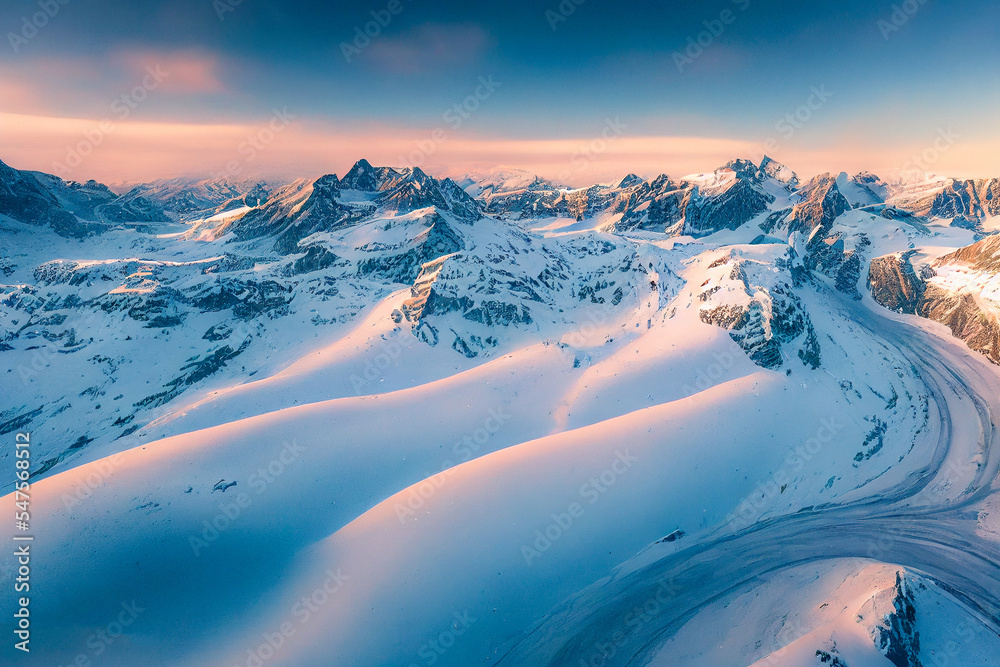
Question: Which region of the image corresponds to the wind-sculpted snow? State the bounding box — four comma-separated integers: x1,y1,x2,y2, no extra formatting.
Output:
3,155,1000,666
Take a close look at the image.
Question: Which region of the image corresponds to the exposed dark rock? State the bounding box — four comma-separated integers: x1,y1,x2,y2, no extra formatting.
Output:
868,252,928,314
875,572,922,667
869,244,1000,364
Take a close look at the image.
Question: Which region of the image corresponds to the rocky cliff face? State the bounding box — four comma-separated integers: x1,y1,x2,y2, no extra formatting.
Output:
873,572,923,667
760,174,866,297
920,178,1000,221
868,252,930,314
869,242,1000,364
683,175,775,236
0,159,104,237
762,173,851,239
469,158,782,236
698,246,820,370
218,177,351,251
613,161,777,236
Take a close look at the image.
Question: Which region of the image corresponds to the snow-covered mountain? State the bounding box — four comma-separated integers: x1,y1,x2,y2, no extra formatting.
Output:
2,155,1000,666
115,175,279,221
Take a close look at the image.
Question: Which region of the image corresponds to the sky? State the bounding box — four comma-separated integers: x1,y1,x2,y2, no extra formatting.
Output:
1,0,998,185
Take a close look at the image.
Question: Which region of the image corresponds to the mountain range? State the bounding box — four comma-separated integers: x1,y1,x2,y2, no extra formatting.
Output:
2,154,1000,666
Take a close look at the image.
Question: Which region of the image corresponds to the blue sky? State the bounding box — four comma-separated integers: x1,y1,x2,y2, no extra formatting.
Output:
2,0,998,183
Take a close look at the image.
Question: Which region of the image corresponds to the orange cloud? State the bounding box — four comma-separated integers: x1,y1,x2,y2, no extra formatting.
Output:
0,79,45,114
110,49,227,94
1,111,997,187
0,49,227,118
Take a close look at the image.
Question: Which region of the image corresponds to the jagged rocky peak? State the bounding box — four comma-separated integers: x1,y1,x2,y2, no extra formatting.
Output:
647,173,678,191
617,173,646,189
435,177,483,221
119,176,276,219
457,167,559,198
834,171,886,208
873,572,922,667
0,156,25,184
338,158,406,192
679,161,776,236
334,159,481,220
852,170,889,195
759,155,799,187
882,175,1000,229
783,172,851,237
216,175,350,252
212,160,483,256
311,173,342,197
464,170,568,219
718,155,798,190
720,158,761,180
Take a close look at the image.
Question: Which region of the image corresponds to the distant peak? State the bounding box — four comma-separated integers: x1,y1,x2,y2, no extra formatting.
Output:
721,158,760,180
759,156,799,186
409,166,431,181
617,173,644,189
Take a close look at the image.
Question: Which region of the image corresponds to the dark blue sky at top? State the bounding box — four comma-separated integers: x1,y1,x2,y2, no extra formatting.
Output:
3,0,999,146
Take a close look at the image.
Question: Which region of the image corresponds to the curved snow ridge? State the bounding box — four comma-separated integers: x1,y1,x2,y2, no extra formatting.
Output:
193,371,889,666
0,346,558,665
